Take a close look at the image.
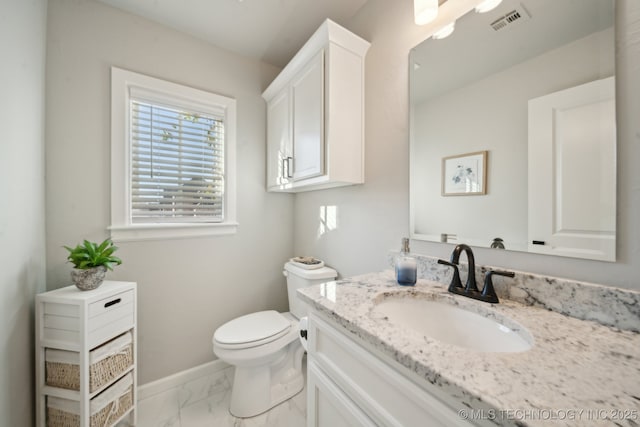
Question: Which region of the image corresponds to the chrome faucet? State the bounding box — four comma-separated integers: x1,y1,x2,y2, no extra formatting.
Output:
438,244,514,304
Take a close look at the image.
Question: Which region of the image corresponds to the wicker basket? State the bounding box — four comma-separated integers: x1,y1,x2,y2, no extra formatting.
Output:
47,372,133,427
46,332,133,393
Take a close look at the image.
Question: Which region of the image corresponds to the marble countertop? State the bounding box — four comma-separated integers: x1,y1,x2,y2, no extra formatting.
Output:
298,271,640,427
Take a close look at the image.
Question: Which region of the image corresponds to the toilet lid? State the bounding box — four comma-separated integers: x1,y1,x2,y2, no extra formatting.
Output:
214,310,291,346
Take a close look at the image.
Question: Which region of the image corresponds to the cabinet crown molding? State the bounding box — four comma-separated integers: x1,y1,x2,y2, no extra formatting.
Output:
262,19,370,101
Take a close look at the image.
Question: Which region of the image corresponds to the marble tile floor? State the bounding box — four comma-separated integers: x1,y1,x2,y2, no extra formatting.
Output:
125,360,306,427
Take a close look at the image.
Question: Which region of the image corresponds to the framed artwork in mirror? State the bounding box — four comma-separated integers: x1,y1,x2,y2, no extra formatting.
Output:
441,150,487,196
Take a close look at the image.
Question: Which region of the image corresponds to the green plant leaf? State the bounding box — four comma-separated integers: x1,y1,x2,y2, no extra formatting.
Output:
102,247,116,257
96,238,110,253
83,240,96,258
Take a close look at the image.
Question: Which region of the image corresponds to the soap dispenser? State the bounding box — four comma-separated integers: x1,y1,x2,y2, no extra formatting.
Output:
396,238,417,286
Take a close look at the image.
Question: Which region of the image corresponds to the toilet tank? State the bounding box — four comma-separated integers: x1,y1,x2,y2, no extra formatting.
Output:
284,262,337,319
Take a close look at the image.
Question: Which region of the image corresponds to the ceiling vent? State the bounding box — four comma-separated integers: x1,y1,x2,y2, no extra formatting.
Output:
490,5,531,32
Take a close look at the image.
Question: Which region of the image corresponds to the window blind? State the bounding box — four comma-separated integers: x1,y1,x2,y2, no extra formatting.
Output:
130,100,225,223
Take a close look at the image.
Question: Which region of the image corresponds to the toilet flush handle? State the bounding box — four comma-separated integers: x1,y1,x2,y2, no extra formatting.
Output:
299,317,309,350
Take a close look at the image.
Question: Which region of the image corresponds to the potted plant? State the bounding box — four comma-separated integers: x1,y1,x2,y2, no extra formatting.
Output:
64,238,122,291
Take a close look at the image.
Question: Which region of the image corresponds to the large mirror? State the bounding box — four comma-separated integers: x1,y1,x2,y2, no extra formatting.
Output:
410,0,616,261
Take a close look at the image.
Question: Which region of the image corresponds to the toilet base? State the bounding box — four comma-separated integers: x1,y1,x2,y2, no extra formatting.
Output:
229,343,305,418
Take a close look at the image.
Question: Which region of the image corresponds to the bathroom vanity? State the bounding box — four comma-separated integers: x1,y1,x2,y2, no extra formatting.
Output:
299,268,640,427
306,307,473,426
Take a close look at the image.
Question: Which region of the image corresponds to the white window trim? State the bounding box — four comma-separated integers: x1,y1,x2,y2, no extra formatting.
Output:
110,67,237,242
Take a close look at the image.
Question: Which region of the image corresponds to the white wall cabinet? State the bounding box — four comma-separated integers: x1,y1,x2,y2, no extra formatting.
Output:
306,312,475,427
263,19,370,192
36,281,137,427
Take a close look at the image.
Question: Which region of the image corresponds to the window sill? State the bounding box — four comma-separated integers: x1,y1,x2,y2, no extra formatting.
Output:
109,222,238,242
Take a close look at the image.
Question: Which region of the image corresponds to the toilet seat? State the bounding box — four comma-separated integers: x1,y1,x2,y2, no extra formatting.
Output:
214,310,291,350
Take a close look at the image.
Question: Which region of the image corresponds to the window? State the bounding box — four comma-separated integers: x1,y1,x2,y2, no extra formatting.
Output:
129,101,225,223
110,67,237,241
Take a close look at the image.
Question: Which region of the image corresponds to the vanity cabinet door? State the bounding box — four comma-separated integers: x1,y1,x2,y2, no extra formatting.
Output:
307,359,376,427
308,312,475,427
291,50,325,182
266,87,292,189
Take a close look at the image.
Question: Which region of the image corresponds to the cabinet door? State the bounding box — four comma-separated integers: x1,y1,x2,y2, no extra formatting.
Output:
309,313,475,427
266,88,292,188
307,360,376,427
292,50,325,181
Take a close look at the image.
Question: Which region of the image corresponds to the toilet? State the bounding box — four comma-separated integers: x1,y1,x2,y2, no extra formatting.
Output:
212,261,337,418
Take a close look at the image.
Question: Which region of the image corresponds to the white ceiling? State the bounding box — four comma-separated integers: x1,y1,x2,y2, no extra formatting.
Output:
96,0,369,68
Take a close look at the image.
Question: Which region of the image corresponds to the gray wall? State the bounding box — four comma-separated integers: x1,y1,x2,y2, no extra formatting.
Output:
45,0,294,384
294,0,640,291
0,0,48,425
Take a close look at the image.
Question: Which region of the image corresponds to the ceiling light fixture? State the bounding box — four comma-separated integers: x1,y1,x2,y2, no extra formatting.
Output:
475,0,503,13
414,0,439,26
432,22,455,39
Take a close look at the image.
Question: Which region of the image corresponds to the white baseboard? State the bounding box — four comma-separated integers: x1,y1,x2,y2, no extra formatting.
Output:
137,359,230,401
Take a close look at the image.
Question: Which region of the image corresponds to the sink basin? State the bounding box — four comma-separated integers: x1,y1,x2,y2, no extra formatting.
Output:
371,296,532,353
